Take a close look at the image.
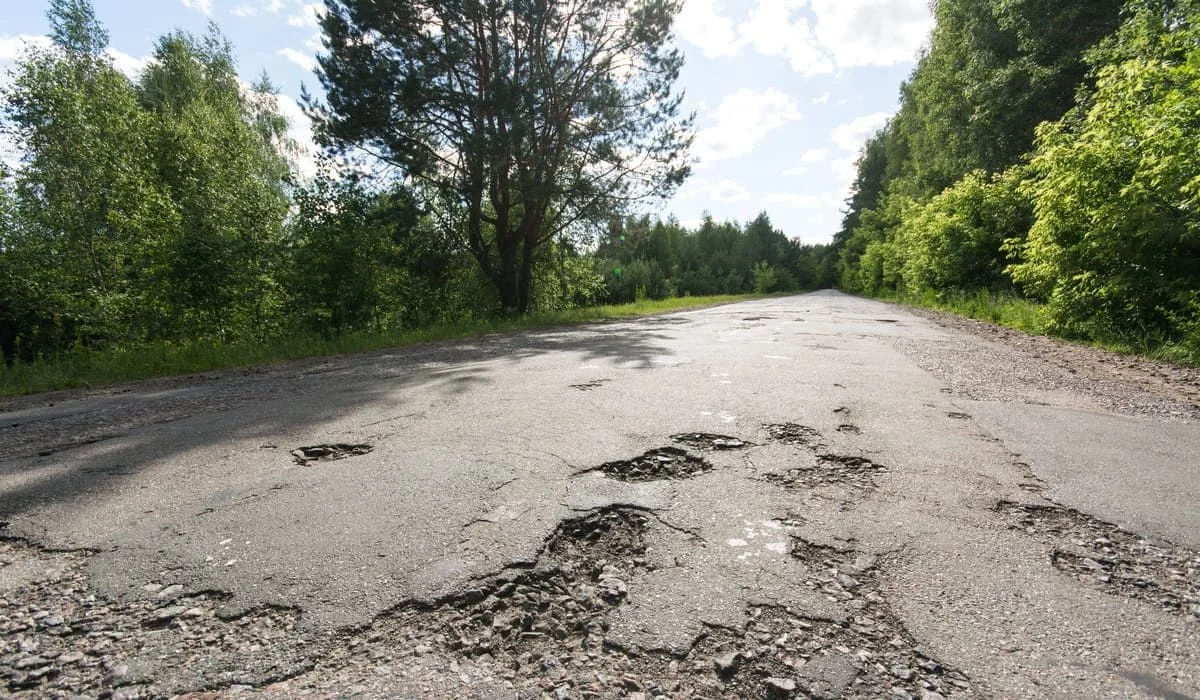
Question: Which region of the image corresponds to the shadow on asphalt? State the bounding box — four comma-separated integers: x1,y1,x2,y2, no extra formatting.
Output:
0,318,683,525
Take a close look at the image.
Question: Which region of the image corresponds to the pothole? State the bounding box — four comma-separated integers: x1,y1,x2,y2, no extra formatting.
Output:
671,433,750,450
764,455,886,489
0,538,311,696
583,447,712,482
996,501,1199,618
764,423,825,450
290,443,373,465
569,379,609,391
836,424,862,435
299,508,652,694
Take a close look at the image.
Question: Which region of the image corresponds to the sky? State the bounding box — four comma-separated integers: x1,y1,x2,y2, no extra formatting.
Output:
0,0,933,244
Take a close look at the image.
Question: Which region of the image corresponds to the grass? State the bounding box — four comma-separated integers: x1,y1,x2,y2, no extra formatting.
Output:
0,294,754,398
887,288,1200,366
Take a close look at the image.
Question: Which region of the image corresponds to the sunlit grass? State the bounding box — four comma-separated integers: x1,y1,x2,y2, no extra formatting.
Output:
0,294,754,397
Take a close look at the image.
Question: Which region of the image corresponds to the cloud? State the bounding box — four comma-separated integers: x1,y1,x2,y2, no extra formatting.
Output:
710,180,752,203
271,92,318,180
277,47,316,72
0,34,51,61
181,0,213,16
674,0,930,74
287,3,323,29
800,148,828,164
106,48,152,79
810,0,932,69
812,92,830,105
830,111,891,152
693,87,802,164
231,5,257,17
674,0,739,58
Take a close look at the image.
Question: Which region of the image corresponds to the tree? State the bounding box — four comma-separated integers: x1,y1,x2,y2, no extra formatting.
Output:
1009,0,1200,343
2,0,169,349
137,29,293,340
309,0,693,314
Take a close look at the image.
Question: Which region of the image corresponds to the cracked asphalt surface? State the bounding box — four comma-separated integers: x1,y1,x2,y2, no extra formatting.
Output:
1,291,1198,698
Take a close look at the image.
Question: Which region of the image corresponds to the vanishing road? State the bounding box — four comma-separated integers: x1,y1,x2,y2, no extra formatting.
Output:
2,291,1198,698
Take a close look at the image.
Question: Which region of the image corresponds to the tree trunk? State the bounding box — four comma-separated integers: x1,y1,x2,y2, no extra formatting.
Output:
517,237,535,314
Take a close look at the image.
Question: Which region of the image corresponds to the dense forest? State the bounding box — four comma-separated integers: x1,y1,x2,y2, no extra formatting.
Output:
0,0,833,368
833,0,1200,360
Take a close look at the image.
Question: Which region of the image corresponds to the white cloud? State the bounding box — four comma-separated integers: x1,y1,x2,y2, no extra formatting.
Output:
287,3,323,29
812,92,830,105
265,0,286,13
693,87,802,164
0,34,51,61
710,180,752,203
800,148,828,164
277,47,317,72
674,0,739,58
831,112,891,152
810,0,932,69
304,33,323,53
782,166,808,176
231,5,257,17
106,48,152,79
181,0,213,16
271,92,318,180
675,0,930,74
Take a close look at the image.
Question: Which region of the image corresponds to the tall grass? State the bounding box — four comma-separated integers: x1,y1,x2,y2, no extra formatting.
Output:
0,295,752,397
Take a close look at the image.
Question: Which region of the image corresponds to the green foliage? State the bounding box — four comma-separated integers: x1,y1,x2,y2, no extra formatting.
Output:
898,167,1031,293
1010,0,1200,343
312,0,693,314
0,1,294,361
752,262,778,295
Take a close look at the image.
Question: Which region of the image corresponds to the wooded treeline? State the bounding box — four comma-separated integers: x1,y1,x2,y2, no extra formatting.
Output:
0,0,830,366
834,0,1200,358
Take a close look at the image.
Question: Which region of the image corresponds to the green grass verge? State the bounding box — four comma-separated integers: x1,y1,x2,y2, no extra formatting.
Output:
0,294,755,398
885,289,1200,366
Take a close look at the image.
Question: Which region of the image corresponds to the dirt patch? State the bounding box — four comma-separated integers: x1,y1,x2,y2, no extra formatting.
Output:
764,423,825,450
996,501,1199,618
764,455,886,490
290,444,373,465
671,433,750,450
583,447,712,482
0,537,311,697
894,305,1200,420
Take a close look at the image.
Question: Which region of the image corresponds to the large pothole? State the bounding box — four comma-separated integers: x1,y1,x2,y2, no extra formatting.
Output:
764,455,886,490
291,443,373,465
996,501,1199,618
764,423,825,450
582,447,713,482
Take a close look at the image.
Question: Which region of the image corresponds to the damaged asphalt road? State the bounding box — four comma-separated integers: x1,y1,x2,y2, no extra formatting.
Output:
1,290,1198,698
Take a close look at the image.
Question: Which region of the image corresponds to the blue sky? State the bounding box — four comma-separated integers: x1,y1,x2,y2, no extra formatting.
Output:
1,0,932,244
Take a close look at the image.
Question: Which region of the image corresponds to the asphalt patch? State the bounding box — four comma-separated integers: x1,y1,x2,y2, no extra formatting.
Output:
584,447,712,482
996,501,1199,618
290,444,373,465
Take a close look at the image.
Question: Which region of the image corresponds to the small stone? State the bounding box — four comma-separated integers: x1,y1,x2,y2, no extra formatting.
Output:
142,583,163,593
766,676,797,695
892,665,916,681
414,644,433,656
147,605,187,625
59,650,86,664
42,614,65,627
921,692,946,700
14,655,50,670
157,584,183,598
713,652,741,675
